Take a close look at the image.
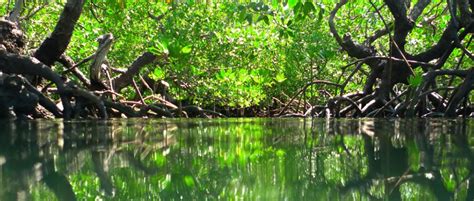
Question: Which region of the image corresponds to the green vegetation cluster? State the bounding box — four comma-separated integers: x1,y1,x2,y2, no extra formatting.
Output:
3,0,341,110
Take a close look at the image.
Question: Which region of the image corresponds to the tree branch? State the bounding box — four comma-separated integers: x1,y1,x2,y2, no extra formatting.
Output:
33,0,85,66
409,0,432,22
90,33,113,89
112,52,165,92
6,0,23,22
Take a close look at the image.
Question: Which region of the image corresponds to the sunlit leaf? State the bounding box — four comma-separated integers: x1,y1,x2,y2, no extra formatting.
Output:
276,149,286,158
149,40,169,55
287,0,299,8
180,45,192,54
152,67,166,80
272,0,279,8
275,73,286,83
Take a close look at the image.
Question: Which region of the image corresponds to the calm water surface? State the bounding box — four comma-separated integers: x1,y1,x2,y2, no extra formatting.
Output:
0,118,473,200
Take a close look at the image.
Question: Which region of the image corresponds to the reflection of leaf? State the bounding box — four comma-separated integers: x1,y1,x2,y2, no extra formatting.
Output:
276,149,286,158
154,154,167,166
184,176,195,187
406,140,420,171
440,169,456,191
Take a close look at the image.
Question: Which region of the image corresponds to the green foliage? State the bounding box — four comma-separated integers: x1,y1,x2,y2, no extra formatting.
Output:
11,0,339,109
408,72,423,88
7,0,468,111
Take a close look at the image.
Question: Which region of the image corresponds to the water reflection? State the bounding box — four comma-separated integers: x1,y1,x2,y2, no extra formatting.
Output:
0,118,473,200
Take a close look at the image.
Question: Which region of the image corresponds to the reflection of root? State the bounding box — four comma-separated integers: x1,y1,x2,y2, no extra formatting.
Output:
92,151,115,197
42,172,77,201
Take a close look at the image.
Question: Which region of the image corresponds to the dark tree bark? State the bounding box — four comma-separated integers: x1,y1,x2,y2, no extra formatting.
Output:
33,0,85,66
327,0,474,117
112,52,160,92
0,19,25,54
0,52,110,119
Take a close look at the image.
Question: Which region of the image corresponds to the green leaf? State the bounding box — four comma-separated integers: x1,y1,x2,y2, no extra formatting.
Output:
303,2,316,16
249,2,258,11
191,65,204,75
272,0,279,8
168,43,181,58
293,2,303,14
239,10,247,22
275,73,286,83
286,29,295,37
408,73,423,87
440,169,456,191
153,67,166,80
287,0,299,8
147,47,160,55
263,16,270,25
257,15,270,25
180,45,192,54
245,14,253,24
149,40,168,55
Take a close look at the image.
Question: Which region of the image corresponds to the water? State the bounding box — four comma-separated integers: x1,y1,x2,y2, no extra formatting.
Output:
0,118,473,200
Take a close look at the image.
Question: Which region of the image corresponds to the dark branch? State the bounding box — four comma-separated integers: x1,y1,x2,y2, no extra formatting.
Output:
112,52,164,92
33,0,85,66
